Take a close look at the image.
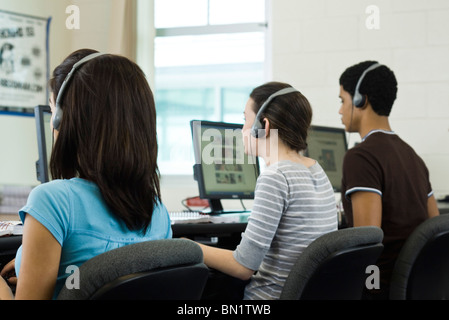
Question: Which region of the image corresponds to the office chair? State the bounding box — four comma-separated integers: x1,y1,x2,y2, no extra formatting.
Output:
57,239,209,300
280,226,384,300
390,214,449,300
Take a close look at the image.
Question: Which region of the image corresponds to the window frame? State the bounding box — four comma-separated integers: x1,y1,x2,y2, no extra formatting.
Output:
140,0,269,177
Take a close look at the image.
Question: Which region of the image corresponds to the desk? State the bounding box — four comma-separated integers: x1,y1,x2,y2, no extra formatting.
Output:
438,201,449,214
173,222,246,249
2,203,447,265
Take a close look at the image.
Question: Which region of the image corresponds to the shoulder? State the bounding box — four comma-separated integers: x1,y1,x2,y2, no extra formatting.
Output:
258,162,290,185
255,164,290,198
23,180,72,217
343,136,383,168
20,180,74,243
27,180,71,202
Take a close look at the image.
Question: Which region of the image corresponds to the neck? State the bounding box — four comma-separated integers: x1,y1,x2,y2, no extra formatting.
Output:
359,115,392,139
261,139,302,167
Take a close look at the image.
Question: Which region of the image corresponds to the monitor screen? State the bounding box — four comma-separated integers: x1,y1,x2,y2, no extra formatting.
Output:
190,120,260,213
34,105,52,183
305,125,347,192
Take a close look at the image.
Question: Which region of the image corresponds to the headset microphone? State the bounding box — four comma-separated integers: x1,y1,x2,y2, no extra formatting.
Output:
250,87,299,138
53,52,106,130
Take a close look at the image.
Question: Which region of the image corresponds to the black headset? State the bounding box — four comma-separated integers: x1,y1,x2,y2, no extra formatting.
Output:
53,52,105,130
250,87,299,138
352,62,382,108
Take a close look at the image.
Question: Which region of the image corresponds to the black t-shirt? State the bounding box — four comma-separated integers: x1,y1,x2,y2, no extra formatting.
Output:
341,130,432,297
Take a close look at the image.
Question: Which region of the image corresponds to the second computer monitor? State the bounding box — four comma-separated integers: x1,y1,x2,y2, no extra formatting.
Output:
34,105,52,183
305,125,348,192
191,120,260,213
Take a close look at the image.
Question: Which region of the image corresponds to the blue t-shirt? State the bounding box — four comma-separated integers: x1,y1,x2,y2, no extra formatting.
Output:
15,178,172,299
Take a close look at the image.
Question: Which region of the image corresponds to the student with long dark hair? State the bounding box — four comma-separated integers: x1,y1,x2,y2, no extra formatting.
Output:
0,49,172,299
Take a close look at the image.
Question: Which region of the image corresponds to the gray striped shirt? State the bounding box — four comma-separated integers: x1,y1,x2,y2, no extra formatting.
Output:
233,160,338,300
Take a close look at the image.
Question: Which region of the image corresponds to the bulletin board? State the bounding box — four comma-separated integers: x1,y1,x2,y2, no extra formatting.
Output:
0,10,51,115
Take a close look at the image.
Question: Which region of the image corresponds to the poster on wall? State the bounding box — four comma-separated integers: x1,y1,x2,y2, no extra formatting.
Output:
0,10,50,115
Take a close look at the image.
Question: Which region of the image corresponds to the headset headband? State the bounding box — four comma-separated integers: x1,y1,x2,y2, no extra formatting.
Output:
251,87,299,138
53,52,106,130
353,62,382,108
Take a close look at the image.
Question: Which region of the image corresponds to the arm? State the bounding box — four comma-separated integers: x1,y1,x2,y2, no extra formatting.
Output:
427,195,440,218
198,169,287,281
0,277,13,300
350,191,382,227
0,259,16,299
15,214,62,300
197,242,254,281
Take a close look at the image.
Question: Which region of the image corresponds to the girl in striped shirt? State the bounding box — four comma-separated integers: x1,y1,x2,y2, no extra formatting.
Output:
197,82,338,300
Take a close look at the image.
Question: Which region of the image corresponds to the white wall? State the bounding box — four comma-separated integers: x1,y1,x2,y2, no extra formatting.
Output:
0,0,71,186
269,0,449,198
0,0,130,186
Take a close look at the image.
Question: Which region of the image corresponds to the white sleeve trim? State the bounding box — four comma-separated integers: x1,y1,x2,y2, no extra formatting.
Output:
345,187,382,201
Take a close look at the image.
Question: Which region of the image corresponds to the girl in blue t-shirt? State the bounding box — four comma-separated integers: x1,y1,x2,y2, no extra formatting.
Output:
0,49,172,300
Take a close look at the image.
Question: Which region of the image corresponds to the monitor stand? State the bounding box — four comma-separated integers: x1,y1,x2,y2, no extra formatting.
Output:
208,199,249,215
209,199,224,214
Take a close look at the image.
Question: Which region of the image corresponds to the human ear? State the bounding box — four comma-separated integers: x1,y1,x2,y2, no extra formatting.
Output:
263,118,271,138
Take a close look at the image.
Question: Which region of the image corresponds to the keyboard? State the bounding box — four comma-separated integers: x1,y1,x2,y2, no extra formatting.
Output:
0,220,23,237
169,211,250,224
169,211,211,224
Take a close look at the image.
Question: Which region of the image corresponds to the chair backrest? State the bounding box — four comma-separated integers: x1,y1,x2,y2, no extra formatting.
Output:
280,226,384,300
57,238,209,300
390,214,449,300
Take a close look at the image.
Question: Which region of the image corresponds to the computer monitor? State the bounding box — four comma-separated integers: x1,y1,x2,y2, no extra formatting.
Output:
190,120,260,214
34,105,52,183
305,125,348,192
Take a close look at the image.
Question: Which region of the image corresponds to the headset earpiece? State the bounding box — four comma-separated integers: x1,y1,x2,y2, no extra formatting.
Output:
250,87,299,138
52,103,63,130
53,52,105,130
250,118,266,138
353,63,382,108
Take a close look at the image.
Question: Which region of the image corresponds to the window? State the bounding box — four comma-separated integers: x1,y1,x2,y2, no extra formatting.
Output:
153,0,267,174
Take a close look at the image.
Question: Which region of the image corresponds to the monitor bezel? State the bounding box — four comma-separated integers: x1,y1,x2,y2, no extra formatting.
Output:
34,105,51,184
304,125,348,192
190,120,260,203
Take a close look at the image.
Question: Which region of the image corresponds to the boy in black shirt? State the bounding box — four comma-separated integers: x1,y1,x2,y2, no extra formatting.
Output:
338,61,440,299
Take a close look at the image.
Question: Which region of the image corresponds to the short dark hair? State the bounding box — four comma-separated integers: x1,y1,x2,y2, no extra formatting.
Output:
250,81,312,152
49,49,160,234
339,61,398,116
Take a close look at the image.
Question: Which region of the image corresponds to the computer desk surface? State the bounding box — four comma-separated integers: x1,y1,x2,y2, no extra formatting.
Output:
171,213,248,249
2,203,448,258
438,201,449,214
173,221,246,235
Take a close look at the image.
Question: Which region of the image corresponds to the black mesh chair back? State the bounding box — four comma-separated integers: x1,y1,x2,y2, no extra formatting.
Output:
57,239,209,300
280,226,384,300
390,214,449,300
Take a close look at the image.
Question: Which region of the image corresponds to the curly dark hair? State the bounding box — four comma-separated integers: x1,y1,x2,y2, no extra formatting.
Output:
339,61,398,116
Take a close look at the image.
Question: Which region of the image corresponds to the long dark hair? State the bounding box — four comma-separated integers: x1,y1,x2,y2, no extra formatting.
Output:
250,81,313,152
49,49,160,233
